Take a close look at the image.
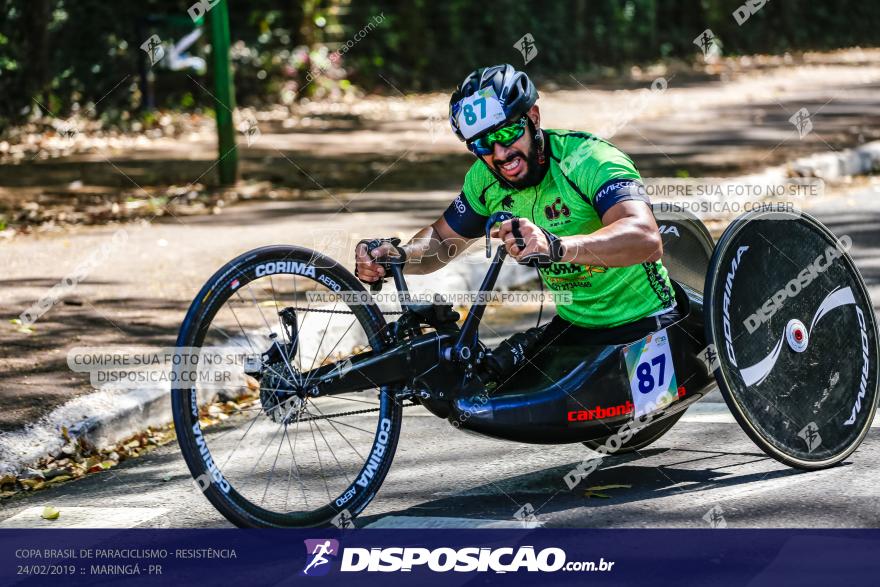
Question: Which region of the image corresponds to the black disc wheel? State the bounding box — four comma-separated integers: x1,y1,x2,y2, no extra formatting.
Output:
704,209,878,469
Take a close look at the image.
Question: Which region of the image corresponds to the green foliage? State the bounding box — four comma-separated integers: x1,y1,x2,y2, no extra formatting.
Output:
0,0,877,132
344,0,880,88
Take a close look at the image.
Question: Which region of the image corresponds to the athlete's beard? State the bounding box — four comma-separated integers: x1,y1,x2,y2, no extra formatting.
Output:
493,134,547,190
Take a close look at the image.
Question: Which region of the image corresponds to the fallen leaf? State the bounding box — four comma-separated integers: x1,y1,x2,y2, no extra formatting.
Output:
42,467,72,480
41,506,60,520
45,475,71,485
584,484,631,499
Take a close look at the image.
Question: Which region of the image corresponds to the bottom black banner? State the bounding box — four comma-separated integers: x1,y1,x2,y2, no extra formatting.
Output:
1,528,877,585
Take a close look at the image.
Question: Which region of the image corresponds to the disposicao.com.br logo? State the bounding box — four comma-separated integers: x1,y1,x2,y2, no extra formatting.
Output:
302,539,340,576
301,540,615,575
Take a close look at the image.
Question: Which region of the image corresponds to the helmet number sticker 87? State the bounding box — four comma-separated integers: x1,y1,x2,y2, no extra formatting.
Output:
456,87,506,140
624,328,679,417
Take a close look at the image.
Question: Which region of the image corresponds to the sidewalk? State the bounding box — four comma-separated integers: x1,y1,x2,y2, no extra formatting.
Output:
3,49,880,230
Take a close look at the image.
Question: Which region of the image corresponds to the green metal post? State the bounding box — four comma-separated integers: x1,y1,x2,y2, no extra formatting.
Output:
208,0,237,185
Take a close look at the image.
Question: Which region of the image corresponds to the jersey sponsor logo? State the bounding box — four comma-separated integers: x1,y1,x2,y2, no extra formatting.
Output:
543,263,608,291
542,262,582,276
501,194,515,210
544,197,571,220
568,401,634,422
595,179,641,202
255,261,316,278
541,262,607,277
453,195,467,215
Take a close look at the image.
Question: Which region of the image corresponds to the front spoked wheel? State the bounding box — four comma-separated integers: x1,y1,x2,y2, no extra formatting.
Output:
172,246,403,527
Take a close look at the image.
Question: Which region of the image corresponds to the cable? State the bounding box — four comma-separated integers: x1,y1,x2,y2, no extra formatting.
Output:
535,266,544,328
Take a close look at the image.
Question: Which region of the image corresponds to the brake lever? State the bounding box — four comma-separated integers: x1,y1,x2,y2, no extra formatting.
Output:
484,211,518,258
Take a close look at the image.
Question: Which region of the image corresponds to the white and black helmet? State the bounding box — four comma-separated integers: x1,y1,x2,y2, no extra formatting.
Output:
449,64,538,142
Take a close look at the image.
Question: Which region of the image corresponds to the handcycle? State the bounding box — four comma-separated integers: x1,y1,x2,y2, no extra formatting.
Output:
172,205,879,527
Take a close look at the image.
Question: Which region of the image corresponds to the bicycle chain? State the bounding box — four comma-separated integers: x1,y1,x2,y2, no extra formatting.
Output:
285,306,404,315
297,400,418,423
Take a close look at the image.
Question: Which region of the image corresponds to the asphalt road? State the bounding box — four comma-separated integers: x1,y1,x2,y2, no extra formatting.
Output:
1,183,878,529
0,405,878,529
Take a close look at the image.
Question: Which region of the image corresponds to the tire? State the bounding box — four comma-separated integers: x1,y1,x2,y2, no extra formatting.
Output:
704,210,879,469
582,410,683,454
172,245,403,527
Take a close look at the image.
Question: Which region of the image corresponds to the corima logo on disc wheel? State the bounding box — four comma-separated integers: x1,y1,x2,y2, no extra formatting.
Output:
845,306,871,426
722,245,749,368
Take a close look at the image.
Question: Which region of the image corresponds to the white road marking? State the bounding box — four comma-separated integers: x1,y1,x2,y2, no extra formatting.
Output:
680,403,880,427
681,403,736,424
365,516,541,529
0,506,168,528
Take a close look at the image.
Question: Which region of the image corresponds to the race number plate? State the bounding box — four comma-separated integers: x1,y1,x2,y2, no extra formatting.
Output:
625,329,678,417
454,87,506,140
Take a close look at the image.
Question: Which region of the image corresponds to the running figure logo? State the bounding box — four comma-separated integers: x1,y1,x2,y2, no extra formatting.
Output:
302,539,340,576
514,33,538,65
693,29,718,59
789,108,814,139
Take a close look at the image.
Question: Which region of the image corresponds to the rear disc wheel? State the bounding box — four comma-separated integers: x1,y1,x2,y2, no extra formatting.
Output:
704,210,878,469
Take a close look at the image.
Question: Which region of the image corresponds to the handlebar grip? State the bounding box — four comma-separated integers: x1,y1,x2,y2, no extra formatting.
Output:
510,218,527,252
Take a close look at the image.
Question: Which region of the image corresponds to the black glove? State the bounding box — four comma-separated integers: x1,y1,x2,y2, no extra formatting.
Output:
354,238,407,290
511,219,565,268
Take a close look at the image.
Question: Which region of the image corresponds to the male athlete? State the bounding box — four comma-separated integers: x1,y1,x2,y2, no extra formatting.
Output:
355,64,677,370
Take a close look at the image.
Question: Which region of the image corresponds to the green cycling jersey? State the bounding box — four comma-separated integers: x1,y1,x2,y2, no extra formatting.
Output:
443,130,675,329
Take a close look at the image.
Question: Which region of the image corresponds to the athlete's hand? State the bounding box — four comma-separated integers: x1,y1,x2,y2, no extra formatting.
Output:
355,241,397,283
491,218,550,262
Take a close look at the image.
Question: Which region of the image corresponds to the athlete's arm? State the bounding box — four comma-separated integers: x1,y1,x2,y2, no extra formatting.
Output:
559,201,663,266
401,216,476,275
493,201,662,267
354,216,475,283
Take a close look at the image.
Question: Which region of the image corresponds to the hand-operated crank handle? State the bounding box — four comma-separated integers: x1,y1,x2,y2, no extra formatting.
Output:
484,211,521,258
